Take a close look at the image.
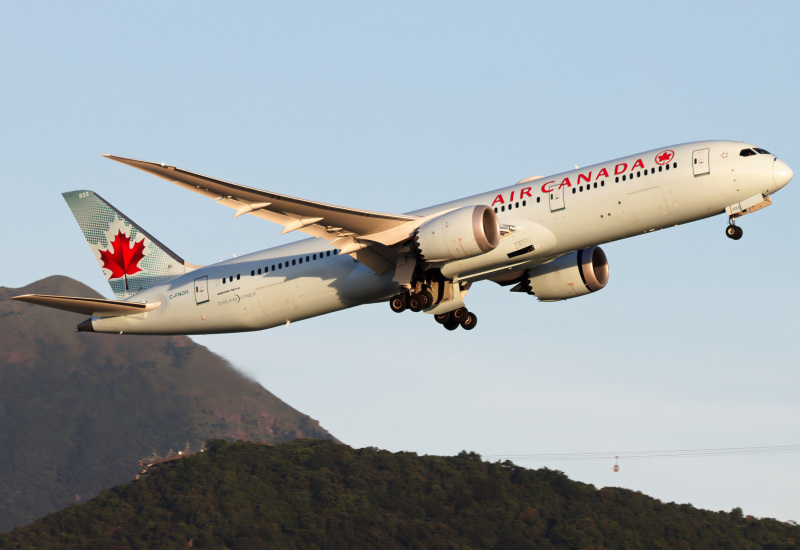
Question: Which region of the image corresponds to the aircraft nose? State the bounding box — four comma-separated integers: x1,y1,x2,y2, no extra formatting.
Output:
774,158,793,189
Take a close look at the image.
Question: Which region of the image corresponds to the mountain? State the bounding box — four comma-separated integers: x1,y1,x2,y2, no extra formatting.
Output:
0,276,335,532
1,439,798,549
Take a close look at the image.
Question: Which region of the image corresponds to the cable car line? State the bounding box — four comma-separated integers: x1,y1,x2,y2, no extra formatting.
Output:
487,444,800,462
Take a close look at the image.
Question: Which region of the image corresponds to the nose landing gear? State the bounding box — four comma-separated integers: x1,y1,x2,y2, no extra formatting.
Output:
726,221,743,240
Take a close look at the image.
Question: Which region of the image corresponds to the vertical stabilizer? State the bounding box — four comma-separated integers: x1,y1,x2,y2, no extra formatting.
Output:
63,190,193,299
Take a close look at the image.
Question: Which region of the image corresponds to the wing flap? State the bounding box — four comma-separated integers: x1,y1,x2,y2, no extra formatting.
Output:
12,294,161,317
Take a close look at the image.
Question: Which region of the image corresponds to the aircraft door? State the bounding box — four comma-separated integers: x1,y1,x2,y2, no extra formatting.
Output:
194,276,209,304
549,188,565,211
692,148,710,176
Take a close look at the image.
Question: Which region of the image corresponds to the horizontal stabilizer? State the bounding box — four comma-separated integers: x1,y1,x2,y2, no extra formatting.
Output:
12,294,161,317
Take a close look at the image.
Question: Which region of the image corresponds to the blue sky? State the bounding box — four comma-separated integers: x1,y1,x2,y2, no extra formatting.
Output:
3,1,799,521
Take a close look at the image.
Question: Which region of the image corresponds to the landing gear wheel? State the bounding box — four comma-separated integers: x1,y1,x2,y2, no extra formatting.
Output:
452,307,468,322
434,312,452,325
389,294,407,313
726,225,743,240
418,290,434,309
443,318,460,331
460,312,478,330
408,295,424,312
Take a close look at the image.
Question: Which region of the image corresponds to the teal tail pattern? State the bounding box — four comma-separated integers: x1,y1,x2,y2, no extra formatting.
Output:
63,190,190,300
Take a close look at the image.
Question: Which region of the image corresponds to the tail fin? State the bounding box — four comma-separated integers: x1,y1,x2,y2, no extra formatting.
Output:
63,190,196,299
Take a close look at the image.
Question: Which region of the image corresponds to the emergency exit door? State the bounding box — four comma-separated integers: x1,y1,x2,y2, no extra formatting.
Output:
692,148,710,176
549,188,565,211
194,276,209,304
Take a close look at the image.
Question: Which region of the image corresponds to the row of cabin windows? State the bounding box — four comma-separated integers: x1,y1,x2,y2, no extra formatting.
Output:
221,249,340,284
493,162,679,212
496,198,535,212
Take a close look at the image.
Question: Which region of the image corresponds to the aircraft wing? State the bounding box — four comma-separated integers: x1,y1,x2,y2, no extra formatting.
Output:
105,155,426,273
12,294,161,317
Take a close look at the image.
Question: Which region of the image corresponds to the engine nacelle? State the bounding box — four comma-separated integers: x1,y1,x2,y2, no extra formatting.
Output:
517,246,609,301
414,205,500,262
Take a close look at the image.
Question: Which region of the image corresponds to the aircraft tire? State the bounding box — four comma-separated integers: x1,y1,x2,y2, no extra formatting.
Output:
443,318,460,331
452,307,468,321
390,295,407,313
460,312,478,330
418,290,434,308
726,225,743,240
434,312,452,324
408,295,424,312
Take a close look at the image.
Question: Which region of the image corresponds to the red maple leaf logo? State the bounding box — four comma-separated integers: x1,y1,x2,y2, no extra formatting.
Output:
655,150,674,165
98,230,146,290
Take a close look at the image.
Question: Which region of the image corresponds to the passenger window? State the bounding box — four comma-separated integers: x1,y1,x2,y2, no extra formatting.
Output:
250,270,254,276
292,259,296,266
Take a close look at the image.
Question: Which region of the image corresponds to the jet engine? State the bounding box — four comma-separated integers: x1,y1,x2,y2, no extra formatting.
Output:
514,246,609,301
414,205,500,263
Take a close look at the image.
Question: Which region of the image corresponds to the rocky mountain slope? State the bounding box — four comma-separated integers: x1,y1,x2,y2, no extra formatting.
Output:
0,276,335,531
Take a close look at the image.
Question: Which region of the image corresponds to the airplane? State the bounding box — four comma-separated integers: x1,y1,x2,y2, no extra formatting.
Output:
13,140,793,334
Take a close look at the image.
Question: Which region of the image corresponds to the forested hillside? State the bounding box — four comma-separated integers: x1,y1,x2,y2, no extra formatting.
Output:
0,276,335,531
1,439,797,549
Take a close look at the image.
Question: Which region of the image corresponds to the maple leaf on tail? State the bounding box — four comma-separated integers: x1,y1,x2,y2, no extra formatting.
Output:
98,230,146,290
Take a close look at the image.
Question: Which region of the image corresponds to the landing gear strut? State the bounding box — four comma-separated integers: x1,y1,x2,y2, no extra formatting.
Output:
726,221,743,240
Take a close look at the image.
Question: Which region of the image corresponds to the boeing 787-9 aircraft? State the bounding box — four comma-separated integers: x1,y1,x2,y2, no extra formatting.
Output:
14,141,793,334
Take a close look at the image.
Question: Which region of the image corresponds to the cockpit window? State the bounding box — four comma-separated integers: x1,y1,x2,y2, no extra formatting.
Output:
739,148,757,157
754,148,771,155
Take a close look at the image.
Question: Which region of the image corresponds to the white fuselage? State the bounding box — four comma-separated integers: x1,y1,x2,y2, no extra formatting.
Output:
90,140,790,334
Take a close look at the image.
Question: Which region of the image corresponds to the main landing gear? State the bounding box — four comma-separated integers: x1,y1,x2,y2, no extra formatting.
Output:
434,308,477,331
389,290,477,331
726,220,743,240
389,290,433,313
